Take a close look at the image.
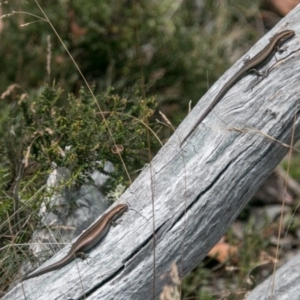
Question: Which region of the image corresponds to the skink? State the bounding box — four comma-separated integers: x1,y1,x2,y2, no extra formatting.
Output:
181,29,295,145
23,203,128,280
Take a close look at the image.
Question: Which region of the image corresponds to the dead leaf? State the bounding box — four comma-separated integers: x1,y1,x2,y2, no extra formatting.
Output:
207,242,238,264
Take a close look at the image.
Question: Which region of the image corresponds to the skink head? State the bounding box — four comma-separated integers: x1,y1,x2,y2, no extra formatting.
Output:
108,204,128,223
276,29,295,45
115,203,128,215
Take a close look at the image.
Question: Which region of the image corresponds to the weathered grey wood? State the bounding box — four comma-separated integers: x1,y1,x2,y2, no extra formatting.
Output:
246,252,300,300
5,7,300,300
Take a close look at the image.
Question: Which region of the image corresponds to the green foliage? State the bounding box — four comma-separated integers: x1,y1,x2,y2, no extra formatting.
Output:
282,152,300,180
182,261,215,299
0,165,11,220
18,84,157,185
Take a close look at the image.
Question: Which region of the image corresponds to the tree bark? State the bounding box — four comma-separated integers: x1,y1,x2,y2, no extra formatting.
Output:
5,6,300,300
